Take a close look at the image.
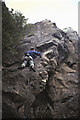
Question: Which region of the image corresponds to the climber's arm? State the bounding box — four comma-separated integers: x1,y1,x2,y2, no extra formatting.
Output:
34,51,42,57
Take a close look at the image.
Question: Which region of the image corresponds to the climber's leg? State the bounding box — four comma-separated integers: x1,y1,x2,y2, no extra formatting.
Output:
29,60,34,67
29,60,35,72
21,60,27,68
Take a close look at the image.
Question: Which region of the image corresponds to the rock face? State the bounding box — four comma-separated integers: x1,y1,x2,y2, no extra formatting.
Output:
2,20,79,118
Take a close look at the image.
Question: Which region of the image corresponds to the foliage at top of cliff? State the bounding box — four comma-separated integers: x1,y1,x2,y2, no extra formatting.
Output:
2,1,35,53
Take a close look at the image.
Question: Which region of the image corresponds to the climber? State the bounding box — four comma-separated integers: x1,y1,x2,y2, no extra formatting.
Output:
21,47,41,72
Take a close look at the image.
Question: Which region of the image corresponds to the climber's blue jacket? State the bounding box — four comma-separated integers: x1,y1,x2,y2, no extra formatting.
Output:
26,50,41,59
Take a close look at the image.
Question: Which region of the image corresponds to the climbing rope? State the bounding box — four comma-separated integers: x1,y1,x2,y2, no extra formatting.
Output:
27,68,30,88
24,68,31,118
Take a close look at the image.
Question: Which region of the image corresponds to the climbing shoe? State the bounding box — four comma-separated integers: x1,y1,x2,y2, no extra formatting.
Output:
17,66,24,70
42,79,46,83
30,66,36,72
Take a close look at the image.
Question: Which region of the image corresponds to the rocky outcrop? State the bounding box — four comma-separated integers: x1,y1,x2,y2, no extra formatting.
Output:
2,20,79,118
